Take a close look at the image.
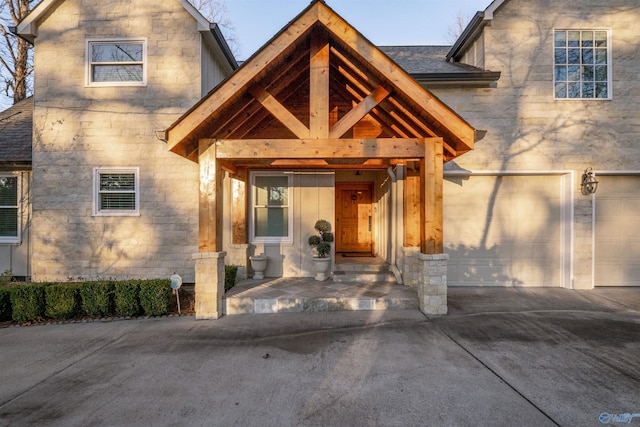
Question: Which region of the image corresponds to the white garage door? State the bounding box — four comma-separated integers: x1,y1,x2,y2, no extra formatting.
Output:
595,175,640,287
444,174,566,287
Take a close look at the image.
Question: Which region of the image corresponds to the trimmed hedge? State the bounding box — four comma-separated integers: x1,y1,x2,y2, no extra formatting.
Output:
79,281,114,317
10,283,46,323
139,279,171,316
115,281,141,317
2,279,175,323
0,287,12,321
45,283,81,319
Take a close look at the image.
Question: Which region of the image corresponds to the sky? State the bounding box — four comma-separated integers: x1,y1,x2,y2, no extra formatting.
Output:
0,0,491,110
224,0,492,60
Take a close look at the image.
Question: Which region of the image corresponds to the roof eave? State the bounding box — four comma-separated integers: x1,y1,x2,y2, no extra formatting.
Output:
8,26,33,45
411,71,501,87
446,0,509,62
177,0,211,31
446,12,486,62
209,23,238,71
0,162,32,171
14,0,59,44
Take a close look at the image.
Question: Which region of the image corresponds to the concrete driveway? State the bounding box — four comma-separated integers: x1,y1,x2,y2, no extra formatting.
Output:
0,287,638,426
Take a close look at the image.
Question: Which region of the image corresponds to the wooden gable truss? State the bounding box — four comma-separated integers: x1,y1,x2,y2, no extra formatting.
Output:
163,0,481,255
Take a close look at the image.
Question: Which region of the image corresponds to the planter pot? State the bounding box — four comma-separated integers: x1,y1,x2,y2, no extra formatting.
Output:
312,257,331,281
249,255,268,279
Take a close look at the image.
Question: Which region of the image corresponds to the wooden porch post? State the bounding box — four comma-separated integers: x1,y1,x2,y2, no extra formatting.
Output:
198,139,223,252
194,139,226,320
404,171,421,247
416,138,448,314
420,138,444,254
231,168,248,245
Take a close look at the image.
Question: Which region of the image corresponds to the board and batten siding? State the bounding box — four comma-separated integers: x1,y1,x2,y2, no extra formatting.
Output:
0,171,31,278
236,172,335,279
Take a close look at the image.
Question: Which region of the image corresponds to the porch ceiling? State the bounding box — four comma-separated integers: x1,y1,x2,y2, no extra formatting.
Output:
164,0,480,168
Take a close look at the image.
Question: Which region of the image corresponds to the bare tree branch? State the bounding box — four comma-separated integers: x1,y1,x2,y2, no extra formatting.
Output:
0,0,39,105
187,0,239,56
447,11,470,44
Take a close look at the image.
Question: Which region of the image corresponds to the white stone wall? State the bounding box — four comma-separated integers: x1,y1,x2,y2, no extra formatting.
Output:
30,0,228,282
433,0,640,289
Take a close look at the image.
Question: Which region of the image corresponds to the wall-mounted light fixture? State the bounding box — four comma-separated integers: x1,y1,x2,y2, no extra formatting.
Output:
581,167,599,195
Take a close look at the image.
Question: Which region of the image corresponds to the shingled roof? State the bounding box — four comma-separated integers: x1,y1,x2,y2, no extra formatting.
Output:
0,97,33,169
380,46,500,86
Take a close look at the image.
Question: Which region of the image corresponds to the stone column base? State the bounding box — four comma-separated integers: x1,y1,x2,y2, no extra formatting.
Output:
401,246,421,288
417,253,448,315
193,251,227,320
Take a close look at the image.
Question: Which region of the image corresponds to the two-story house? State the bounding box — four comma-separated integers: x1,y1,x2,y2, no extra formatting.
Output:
3,0,638,316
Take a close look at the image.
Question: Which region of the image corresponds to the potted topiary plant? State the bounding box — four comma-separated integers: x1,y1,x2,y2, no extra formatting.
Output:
308,219,334,281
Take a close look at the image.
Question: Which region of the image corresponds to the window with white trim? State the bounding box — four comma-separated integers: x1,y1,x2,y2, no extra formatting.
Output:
251,173,292,243
93,168,140,216
554,30,611,99
0,175,20,244
86,39,146,86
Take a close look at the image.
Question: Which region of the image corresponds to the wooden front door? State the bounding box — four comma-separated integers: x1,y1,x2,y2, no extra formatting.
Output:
335,182,373,253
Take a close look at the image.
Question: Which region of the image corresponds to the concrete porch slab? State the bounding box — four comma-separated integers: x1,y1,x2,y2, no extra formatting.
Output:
223,277,418,315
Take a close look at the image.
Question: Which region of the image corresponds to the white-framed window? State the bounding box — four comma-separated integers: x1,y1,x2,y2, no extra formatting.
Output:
554,29,611,99
86,38,147,86
93,167,140,216
0,174,20,244
250,172,293,243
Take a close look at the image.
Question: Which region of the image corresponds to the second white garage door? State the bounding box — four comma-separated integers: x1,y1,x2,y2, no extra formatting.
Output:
594,175,640,287
444,174,568,287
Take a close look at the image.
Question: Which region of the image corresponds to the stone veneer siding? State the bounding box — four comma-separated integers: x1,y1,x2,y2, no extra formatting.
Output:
30,0,222,282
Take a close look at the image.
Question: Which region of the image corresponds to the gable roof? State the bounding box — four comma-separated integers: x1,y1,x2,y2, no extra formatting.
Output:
165,0,481,163
16,0,208,42
0,97,33,169
447,0,509,62
12,0,237,70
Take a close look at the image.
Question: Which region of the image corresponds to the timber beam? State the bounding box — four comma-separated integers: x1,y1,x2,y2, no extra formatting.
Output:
215,138,441,160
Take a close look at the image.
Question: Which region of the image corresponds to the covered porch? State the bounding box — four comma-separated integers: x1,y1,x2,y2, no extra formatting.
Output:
162,1,481,318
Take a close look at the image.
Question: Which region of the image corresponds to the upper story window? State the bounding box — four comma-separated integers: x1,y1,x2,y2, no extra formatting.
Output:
0,175,20,244
251,172,293,243
93,167,140,216
86,39,147,86
554,30,611,99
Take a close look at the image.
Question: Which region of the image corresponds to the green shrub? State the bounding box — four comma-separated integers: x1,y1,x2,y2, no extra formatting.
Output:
139,279,171,316
225,265,238,292
10,283,46,323
0,270,12,286
80,281,114,317
45,283,81,319
115,281,141,317
0,287,12,321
